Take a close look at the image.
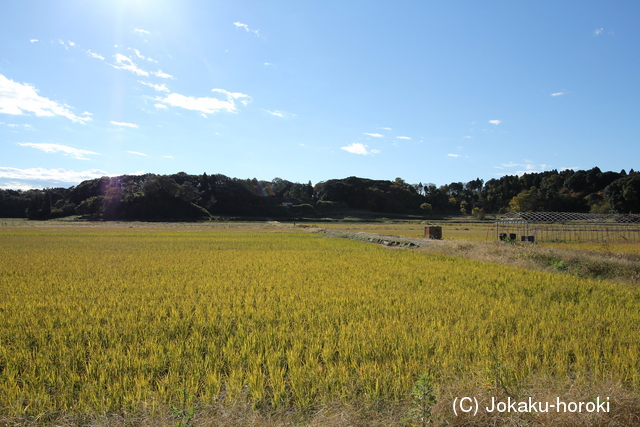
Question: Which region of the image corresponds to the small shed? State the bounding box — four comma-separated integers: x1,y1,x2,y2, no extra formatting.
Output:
424,226,442,240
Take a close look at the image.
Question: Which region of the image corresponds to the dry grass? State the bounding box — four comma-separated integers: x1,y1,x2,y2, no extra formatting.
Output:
414,239,640,285
2,381,638,427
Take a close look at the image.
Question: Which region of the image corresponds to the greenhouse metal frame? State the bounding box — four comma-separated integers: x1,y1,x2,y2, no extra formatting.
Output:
495,212,640,243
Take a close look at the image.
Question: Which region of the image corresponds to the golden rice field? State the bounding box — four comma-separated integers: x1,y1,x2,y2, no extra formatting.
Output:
1,226,640,422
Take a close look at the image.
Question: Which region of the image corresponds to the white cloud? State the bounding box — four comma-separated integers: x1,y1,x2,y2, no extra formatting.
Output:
396,136,411,140
264,109,284,118
151,69,174,79
163,155,174,158
463,136,472,139
364,132,384,138
488,119,501,125
159,89,251,115
129,48,157,63
161,93,234,114
594,28,604,36
212,88,250,101
263,109,295,118
380,127,392,131
139,81,169,92
341,142,378,156
18,143,99,160
0,74,92,123
29,39,38,43
1,181,38,191
234,22,260,37
234,22,249,31
86,50,105,60
112,54,149,76
551,91,567,97
127,151,149,156
6,123,34,130
134,28,150,35
154,103,168,109
110,121,139,128
447,153,460,157
498,161,555,175
0,167,107,183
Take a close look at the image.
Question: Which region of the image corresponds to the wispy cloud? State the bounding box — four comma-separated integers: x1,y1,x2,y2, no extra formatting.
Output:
341,143,379,155
57,39,76,50
5,123,34,130
497,161,553,176
0,166,107,183
134,28,150,36
234,22,261,37
447,153,460,158
488,119,501,125
263,109,295,118
0,74,92,123
127,151,149,157
551,91,567,97
380,127,392,131
86,49,105,60
18,142,99,160
29,39,38,43
396,136,411,140
110,121,139,128
1,181,39,191
158,88,251,115
129,48,157,63
139,81,169,92
264,109,284,118
151,69,174,79
364,132,384,138
112,54,149,76
154,103,168,109
593,27,614,37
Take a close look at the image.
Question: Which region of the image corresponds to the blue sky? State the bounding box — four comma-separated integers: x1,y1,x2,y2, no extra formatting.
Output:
1,0,639,190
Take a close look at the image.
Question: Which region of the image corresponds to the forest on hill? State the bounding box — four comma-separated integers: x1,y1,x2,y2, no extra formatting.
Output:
1,167,639,220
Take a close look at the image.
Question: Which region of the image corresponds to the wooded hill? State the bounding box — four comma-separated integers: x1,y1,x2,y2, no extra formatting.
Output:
1,167,639,220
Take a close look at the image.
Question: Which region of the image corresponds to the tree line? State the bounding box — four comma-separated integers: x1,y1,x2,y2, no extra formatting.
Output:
1,167,639,220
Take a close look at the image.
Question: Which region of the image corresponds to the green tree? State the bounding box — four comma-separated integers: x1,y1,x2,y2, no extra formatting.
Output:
420,203,433,214
604,175,640,213
471,207,485,219
26,190,51,220
509,187,540,212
